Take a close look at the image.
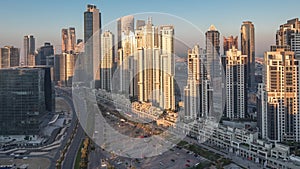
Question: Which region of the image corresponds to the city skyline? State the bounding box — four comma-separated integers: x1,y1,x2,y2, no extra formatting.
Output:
0,0,299,57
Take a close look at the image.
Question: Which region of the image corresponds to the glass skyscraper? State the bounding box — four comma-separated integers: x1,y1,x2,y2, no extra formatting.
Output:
0,67,54,135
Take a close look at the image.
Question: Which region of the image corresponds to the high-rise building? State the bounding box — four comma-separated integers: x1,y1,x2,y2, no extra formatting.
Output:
263,48,300,142
257,83,266,139
23,35,35,66
84,4,101,88
118,29,136,97
61,27,78,86
136,20,145,30
205,25,220,80
60,53,77,86
184,45,201,120
225,46,247,119
223,36,238,55
0,67,54,135
0,46,20,68
160,25,175,110
241,21,255,90
291,33,300,58
35,43,54,66
276,18,300,46
46,54,61,84
100,31,114,91
117,15,134,49
222,35,238,79
136,18,160,105
116,18,176,110
62,27,76,53
276,18,300,58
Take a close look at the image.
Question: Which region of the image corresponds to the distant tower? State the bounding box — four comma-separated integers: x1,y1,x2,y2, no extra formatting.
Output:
100,31,114,91
0,46,20,68
23,35,35,66
205,25,220,80
117,15,134,49
241,21,255,90
223,36,238,55
84,4,102,88
61,27,78,86
35,43,54,66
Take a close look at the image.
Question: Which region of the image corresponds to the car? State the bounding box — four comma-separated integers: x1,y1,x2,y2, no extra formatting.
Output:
171,159,175,162
187,159,190,162
185,164,190,167
186,151,190,154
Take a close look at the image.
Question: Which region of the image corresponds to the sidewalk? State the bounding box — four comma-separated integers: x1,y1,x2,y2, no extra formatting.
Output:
184,137,263,169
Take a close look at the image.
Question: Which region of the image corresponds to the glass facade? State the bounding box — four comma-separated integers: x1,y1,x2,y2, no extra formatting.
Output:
0,67,53,135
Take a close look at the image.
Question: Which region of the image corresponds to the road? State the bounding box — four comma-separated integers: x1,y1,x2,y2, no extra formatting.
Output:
49,87,86,169
62,125,85,169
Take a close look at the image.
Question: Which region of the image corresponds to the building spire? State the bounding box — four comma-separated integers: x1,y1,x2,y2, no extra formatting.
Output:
209,25,217,31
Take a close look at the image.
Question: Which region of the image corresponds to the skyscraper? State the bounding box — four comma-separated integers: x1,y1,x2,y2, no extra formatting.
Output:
100,31,114,91
61,27,78,86
136,20,146,30
276,18,300,58
263,48,300,142
117,15,134,49
241,21,255,90
136,18,160,105
222,35,238,79
160,25,175,110
84,4,101,88
118,30,136,96
225,46,247,119
0,46,20,68
35,43,54,66
205,25,220,80
223,36,238,55
184,45,201,120
23,35,35,66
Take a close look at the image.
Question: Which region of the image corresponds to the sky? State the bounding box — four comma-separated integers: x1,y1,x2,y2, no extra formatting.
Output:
0,0,299,57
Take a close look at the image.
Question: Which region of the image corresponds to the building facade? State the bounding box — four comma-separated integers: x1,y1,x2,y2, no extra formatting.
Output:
241,21,255,90
60,27,78,86
263,49,300,142
35,43,54,66
23,35,35,66
100,31,114,91
205,25,220,80
225,47,248,119
84,4,101,88
0,67,54,135
184,45,205,120
0,46,20,68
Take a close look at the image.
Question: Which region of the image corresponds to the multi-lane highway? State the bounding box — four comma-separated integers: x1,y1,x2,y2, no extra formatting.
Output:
50,87,86,169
